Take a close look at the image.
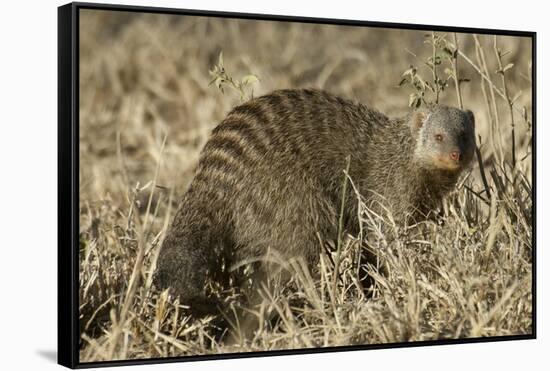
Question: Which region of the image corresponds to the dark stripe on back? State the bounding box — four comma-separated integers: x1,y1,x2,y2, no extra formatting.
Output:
213,116,270,155
202,133,245,159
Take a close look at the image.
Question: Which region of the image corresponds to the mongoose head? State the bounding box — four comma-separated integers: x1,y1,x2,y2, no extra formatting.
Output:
410,105,476,173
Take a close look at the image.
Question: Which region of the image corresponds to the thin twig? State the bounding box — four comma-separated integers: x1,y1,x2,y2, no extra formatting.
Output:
450,34,491,201
493,35,517,169
473,37,501,163
451,33,464,109
143,134,168,234
332,156,351,299
431,32,440,103
463,185,490,205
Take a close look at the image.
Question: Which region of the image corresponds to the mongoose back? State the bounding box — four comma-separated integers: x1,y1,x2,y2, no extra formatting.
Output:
154,88,475,314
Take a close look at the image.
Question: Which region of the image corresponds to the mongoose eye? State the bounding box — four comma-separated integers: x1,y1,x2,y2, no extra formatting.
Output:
435,134,444,142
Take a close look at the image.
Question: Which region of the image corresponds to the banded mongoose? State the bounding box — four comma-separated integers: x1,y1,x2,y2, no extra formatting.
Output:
154,88,475,312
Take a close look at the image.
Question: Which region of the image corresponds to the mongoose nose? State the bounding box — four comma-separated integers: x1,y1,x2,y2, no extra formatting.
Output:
450,151,461,162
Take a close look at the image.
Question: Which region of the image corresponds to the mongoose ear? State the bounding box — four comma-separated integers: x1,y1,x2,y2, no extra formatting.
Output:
465,109,475,127
410,111,427,134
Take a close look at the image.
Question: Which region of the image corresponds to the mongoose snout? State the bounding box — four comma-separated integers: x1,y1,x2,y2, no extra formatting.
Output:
449,151,461,162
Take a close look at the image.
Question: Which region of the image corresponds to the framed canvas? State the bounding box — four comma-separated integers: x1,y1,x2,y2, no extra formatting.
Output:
58,2,536,368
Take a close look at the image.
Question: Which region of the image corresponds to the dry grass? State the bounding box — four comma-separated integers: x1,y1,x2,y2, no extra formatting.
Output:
78,9,533,362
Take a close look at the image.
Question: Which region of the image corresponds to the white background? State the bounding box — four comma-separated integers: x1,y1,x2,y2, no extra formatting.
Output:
0,0,545,369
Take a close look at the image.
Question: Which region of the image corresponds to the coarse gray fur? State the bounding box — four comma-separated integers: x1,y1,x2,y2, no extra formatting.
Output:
154,88,476,313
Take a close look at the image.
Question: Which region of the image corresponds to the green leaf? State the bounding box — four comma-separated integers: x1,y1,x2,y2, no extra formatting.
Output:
443,47,454,57
402,66,416,77
497,63,514,74
241,74,259,86
409,93,420,107
408,93,416,107
502,63,514,73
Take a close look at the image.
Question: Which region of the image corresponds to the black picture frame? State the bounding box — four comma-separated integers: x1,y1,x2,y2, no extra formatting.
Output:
58,2,537,368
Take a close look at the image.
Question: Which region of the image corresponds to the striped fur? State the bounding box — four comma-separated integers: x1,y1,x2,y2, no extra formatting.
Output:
154,88,475,313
